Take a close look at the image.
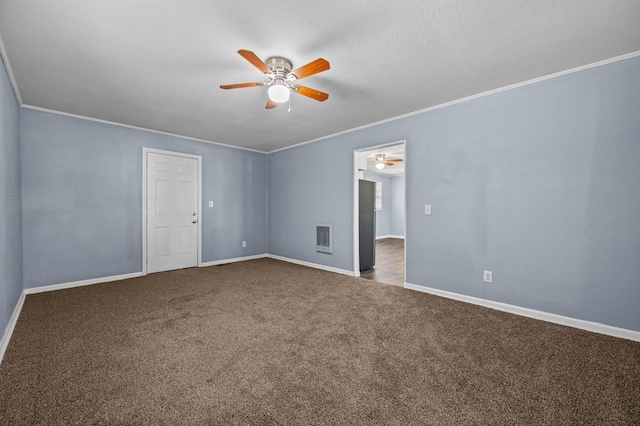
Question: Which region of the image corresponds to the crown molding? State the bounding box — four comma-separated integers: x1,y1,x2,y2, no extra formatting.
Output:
20,105,268,154
270,50,640,154
0,35,22,105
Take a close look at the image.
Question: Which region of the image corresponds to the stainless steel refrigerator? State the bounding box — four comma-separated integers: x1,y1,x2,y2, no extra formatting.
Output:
359,179,376,271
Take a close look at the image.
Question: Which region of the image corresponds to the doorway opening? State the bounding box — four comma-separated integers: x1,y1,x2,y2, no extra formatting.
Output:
353,141,406,286
142,148,202,275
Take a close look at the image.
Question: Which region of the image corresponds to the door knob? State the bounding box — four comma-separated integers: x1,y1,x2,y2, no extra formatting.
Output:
192,220,197,224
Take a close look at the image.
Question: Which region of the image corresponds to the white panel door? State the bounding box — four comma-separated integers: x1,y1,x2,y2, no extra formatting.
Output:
147,152,198,273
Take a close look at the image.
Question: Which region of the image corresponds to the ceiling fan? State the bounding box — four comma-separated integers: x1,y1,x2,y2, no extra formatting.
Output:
220,49,330,109
374,154,403,170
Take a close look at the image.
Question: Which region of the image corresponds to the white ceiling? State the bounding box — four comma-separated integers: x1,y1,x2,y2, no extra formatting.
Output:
1,1,639,153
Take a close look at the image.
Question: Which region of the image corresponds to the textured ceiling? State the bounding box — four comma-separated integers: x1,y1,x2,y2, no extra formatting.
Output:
1,1,639,152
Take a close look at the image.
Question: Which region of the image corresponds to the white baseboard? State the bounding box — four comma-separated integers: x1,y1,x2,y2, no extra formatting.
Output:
24,272,144,295
267,254,356,277
404,282,640,342
200,254,267,267
376,235,405,240
0,291,26,365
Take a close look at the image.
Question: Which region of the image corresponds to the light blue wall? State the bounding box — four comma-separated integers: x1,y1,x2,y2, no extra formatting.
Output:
0,55,22,340
362,172,390,238
4,53,640,338
20,109,267,288
268,140,354,271
390,176,404,237
268,56,640,331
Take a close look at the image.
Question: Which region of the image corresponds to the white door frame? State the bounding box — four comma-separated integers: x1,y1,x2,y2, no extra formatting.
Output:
352,140,407,280
142,147,203,275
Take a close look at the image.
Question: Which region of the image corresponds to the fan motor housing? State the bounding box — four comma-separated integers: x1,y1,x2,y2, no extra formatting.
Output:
266,57,292,79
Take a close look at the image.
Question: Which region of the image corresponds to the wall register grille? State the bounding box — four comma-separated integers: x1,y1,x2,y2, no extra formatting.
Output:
316,224,333,254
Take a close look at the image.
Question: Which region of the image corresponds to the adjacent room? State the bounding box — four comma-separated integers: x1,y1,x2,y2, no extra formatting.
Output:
1,1,639,424
357,143,406,286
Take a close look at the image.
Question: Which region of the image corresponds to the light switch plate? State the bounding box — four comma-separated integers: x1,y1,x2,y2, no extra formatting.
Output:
208,201,214,208
424,204,432,215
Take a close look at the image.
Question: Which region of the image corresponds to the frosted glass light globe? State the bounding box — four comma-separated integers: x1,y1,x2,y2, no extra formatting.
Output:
268,84,290,103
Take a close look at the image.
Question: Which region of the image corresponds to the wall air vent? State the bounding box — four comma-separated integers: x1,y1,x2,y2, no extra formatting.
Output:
316,224,333,254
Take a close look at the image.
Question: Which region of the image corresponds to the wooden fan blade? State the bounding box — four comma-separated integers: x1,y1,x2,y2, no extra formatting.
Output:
386,159,403,162
238,49,270,74
220,82,264,89
384,162,395,166
289,58,330,80
292,85,329,102
266,98,278,109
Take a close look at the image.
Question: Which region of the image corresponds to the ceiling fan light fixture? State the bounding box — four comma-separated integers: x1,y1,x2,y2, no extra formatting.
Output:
268,84,290,103
375,162,385,170
221,50,330,109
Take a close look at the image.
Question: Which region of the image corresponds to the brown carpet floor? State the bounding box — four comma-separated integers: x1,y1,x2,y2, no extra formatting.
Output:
1,258,639,425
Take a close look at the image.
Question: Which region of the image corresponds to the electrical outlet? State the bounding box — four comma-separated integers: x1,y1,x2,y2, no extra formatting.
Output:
483,270,493,283
242,241,247,248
